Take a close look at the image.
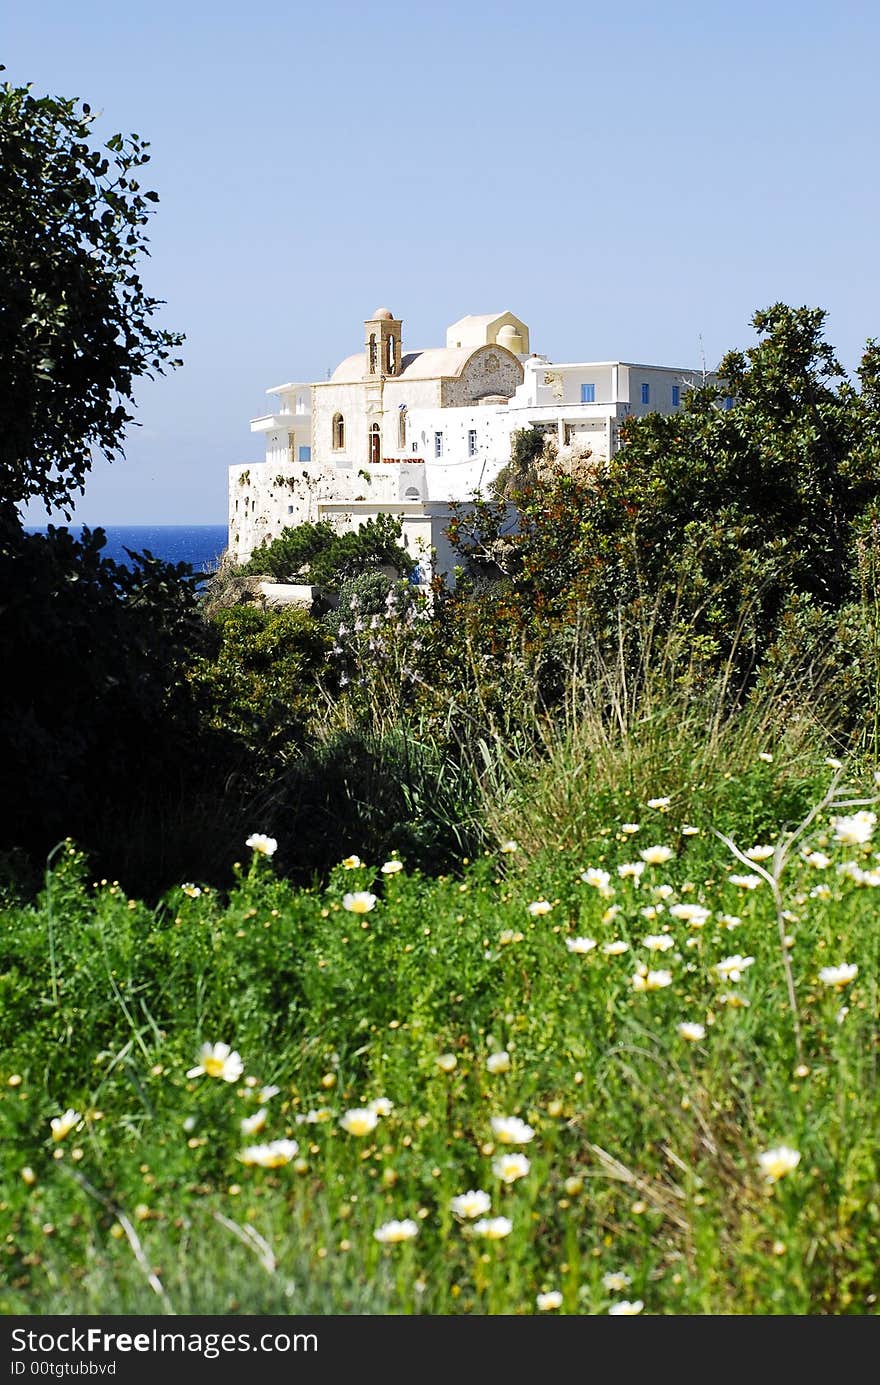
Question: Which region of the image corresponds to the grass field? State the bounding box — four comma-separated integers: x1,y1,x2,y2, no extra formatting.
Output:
1,738,878,1316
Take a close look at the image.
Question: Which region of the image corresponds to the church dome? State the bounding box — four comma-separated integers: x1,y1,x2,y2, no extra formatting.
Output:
371,307,394,320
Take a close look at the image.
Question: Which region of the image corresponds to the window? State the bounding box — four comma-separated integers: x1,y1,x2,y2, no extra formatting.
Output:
671,385,680,407
332,413,345,450
468,428,477,457
368,334,377,374
641,383,650,405
299,445,311,462
723,396,734,411
386,335,396,374
398,406,407,450
434,431,444,458
581,382,596,404
287,504,295,514
369,422,381,464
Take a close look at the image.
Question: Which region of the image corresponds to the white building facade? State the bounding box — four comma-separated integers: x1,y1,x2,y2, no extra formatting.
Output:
229,309,706,582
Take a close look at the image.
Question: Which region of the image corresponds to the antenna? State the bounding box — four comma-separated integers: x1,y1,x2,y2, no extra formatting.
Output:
698,333,707,383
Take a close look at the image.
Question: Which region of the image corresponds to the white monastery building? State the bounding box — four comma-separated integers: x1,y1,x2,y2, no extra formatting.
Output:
229,308,705,581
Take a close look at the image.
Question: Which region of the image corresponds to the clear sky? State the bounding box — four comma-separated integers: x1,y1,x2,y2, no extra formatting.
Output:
11,0,880,525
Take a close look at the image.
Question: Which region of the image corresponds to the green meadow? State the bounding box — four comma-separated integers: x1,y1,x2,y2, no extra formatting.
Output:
2,730,877,1315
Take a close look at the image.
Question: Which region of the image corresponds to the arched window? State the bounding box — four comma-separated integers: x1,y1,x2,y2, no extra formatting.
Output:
369,422,381,464
332,413,345,450
386,335,396,374
398,406,407,450
368,334,377,374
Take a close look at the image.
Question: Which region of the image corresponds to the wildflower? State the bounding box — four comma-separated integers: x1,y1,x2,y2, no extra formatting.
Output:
187,1043,244,1082
831,811,876,846
825,757,843,770
652,883,674,900
566,936,598,955
499,929,524,945
341,855,363,869
381,859,403,875
669,903,711,927
757,1146,800,1183
602,904,622,923
728,874,762,890
714,955,755,983
245,834,277,856
50,1109,81,1142
181,883,202,898
21,1167,37,1186
536,1290,563,1311
617,861,646,880
339,1108,378,1136
621,823,640,835
436,1053,458,1073
451,1190,492,1219
603,939,629,955
804,851,831,869
818,963,858,989
647,797,671,811
492,1153,530,1183
527,899,553,916
499,840,519,853
296,1107,332,1125
491,1115,535,1144
342,891,377,914
631,968,673,992
602,1271,632,1292
639,845,673,867
486,1051,511,1074
677,1022,706,1042
640,905,662,921
642,934,674,952
718,992,750,1008
745,845,775,864
580,868,611,890
717,914,741,929
836,1005,850,1024
758,752,774,763
258,1085,280,1103
374,1218,419,1243
238,1139,299,1168
241,1108,268,1136
470,1217,513,1239
681,825,700,836
368,1097,394,1116
609,1299,644,1315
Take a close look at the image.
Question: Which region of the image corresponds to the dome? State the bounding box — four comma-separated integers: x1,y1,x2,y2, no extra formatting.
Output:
497,324,523,351
371,307,394,320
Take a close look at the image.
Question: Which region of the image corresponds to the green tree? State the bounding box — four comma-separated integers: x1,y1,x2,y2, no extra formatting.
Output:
447,305,880,683
0,73,183,517
243,513,413,590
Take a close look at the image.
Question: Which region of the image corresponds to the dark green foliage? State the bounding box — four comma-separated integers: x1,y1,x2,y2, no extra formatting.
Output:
192,603,332,764
0,519,245,894
243,513,414,589
0,76,183,516
445,305,880,699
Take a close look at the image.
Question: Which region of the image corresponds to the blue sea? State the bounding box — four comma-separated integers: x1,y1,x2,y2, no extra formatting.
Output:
25,525,229,575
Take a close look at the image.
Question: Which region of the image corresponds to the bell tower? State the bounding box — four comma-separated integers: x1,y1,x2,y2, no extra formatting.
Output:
365,307,403,378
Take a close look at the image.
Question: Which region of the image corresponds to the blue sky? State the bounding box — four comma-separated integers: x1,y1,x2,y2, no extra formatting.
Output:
11,0,880,524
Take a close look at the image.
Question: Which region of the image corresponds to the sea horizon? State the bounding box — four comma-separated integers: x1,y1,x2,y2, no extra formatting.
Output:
24,522,229,573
